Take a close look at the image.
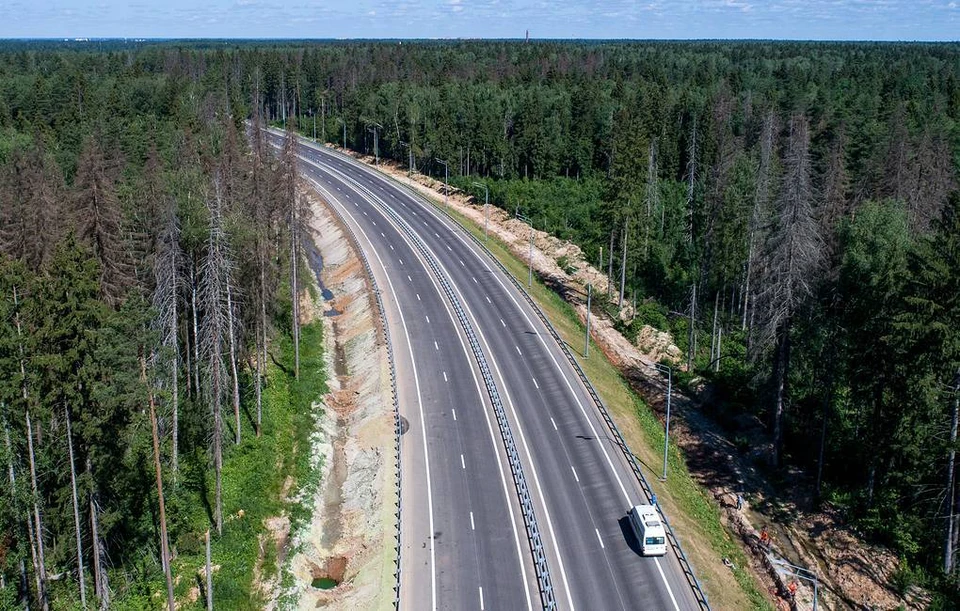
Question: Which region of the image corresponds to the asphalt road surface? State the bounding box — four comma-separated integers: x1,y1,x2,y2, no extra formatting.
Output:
271,131,703,611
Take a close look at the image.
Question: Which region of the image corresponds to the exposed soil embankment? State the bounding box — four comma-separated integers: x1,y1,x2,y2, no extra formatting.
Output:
330,147,920,610
280,183,395,610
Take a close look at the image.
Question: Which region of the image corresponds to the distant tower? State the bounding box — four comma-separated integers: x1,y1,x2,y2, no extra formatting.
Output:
525,29,529,42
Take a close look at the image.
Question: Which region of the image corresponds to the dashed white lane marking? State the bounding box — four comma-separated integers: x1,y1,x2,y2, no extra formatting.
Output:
372,220,377,226
515,345,522,356
336,186,341,191
479,587,484,611
571,466,580,483
452,408,457,420
408,275,412,282
417,293,421,301
446,245,452,251
442,371,447,382
434,340,439,351
459,259,465,267
399,258,404,265
434,232,440,238
551,417,558,431
500,318,506,327
472,276,478,284
460,454,466,470
486,296,492,304
532,377,539,389
381,232,385,237
470,511,475,531
389,244,395,251
595,528,605,549
363,211,367,216
426,315,430,323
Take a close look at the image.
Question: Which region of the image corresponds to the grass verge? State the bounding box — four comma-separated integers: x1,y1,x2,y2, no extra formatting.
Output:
434,201,771,610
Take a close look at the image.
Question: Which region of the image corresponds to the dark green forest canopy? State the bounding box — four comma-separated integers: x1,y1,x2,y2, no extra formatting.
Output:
0,39,959,607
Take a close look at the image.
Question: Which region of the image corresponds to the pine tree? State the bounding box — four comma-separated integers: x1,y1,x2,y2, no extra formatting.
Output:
71,134,131,307
757,113,824,467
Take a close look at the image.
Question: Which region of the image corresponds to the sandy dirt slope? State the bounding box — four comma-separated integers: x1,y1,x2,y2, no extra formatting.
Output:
274,184,395,611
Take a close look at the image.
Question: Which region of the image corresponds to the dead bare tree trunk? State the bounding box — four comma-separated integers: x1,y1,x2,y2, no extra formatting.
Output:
88,460,109,610
2,413,29,606
154,206,182,475
13,287,47,611
201,180,234,535
607,229,614,301
226,283,241,445
710,291,720,366
205,529,214,611
687,283,697,371
291,193,301,381
140,356,175,611
757,113,822,467
255,258,266,438
685,117,697,244
619,216,628,310
65,406,87,609
191,260,201,397
743,112,777,332
945,368,960,575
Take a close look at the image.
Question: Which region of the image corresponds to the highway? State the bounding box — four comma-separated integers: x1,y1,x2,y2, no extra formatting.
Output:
271,130,704,610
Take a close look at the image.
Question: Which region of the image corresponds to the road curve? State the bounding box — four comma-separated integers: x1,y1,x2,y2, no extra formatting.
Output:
278,131,705,611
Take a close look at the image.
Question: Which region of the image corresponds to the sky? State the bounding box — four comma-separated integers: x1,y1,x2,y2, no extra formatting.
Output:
0,0,957,41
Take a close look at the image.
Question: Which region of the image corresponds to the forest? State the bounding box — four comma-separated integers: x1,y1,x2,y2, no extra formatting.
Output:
0,39,958,607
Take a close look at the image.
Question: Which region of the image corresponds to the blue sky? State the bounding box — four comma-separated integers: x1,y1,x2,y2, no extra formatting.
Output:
0,0,957,40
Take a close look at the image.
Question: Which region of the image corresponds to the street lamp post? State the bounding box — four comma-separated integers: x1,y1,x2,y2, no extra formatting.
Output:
516,212,534,287
312,110,316,142
399,140,412,177
655,363,673,481
585,284,592,358
367,122,383,166
472,182,489,242
771,558,819,611
436,159,449,209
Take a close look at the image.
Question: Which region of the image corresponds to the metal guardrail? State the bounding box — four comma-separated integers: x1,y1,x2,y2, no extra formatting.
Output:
337,171,558,610
325,153,713,611
313,182,404,609
293,133,708,610
434,203,712,611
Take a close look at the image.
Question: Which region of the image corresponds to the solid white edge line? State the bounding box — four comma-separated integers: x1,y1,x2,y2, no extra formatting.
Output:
654,558,681,611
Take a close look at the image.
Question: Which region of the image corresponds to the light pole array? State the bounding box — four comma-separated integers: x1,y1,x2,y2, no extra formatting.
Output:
436,159,449,209
472,182,489,242
654,363,673,481
516,212,534,287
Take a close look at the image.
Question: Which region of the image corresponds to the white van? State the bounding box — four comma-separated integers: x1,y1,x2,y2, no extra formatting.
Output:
629,504,667,556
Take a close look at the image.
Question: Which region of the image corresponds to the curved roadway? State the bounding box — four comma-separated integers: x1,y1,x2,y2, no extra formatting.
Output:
272,131,703,611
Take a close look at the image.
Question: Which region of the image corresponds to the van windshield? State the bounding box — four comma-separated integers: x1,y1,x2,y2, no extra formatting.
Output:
645,536,665,546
